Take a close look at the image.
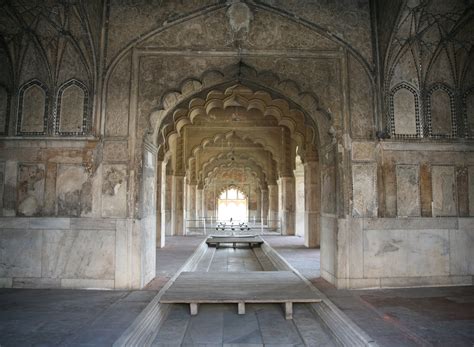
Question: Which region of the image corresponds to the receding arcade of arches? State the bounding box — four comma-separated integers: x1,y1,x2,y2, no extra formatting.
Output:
147,84,324,250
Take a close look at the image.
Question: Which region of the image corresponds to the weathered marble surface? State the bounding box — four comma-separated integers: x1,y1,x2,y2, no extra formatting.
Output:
0,217,153,290
396,165,420,217
42,229,115,279
17,163,45,216
0,229,42,277
56,164,92,217
102,165,128,217
432,166,457,216
364,228,449,278
449,222,474,275
352,142,376,162
352,164,377,217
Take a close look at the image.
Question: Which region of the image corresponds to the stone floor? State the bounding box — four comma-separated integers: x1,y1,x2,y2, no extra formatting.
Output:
0,288,157,346
152,244,336,346
264,236,474,347
1,235,473,346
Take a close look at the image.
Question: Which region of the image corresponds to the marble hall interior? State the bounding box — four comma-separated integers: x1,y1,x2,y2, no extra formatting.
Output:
0,0,473,346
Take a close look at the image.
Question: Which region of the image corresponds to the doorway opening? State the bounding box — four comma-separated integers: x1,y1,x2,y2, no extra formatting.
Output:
217,187,248,222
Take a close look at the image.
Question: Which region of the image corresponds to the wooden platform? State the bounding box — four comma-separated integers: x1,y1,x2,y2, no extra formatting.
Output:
206,236,264,249
159,271,322,319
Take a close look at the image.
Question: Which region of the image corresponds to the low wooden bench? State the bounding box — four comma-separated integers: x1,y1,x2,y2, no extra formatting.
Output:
159,271,322,319
206,236,264,249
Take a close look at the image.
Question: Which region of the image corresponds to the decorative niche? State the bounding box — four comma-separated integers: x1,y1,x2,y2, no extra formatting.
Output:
426,84,456,138
17,80,48,136
389,83,421,138
54,79,90,136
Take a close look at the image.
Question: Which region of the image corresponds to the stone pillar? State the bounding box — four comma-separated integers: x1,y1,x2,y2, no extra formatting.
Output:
261,188,269,225
162,165,173,236
186,181,197,229
280,176,295,235
196,185,203,219
268,183,278,228
156,160,164,248
304,160,321,247
294,163,305,237
255,187,261,223
171,175,185,236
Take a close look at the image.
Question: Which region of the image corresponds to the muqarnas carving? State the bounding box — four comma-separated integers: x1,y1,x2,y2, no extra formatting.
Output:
17,80,48,135
55,79,90,136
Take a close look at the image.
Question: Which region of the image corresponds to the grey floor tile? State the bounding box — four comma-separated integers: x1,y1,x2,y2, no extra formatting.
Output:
182,304,225,345
255,305,304,346
153,304,190,346
223,306,263,344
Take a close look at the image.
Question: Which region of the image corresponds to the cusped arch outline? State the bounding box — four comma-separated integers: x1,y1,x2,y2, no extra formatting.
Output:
155,81,322,159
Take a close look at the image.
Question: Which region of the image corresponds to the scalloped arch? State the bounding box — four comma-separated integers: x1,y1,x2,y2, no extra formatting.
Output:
146,64,331,148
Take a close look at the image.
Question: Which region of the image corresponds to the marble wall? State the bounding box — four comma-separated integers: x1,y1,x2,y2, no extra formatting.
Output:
329,217,474,289
0,217,149,290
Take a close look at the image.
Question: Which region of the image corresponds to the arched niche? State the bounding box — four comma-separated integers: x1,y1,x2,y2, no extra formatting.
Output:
389,83,420,138
427,85,456,138
55,79,90,135
464,88,474,137
17,80,48,135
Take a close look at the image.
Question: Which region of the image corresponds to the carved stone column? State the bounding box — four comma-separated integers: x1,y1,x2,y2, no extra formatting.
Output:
261,188,269,225
162,163,173,236
304,160,321,247
196,181,203,220
268,183,278,228
186,180,197,229
156,160,164,247
171,175,185,236
255,187,261,223
280,175,295,235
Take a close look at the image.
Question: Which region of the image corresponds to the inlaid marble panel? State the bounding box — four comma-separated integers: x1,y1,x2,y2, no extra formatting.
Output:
352,163,377,217
432,166,457,217
396,165,420,217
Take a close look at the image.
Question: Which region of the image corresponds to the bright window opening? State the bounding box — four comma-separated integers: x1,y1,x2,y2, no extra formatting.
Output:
217,188,247,222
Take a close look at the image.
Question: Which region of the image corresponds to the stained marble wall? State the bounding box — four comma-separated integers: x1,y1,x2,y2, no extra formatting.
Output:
0,0,473,291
